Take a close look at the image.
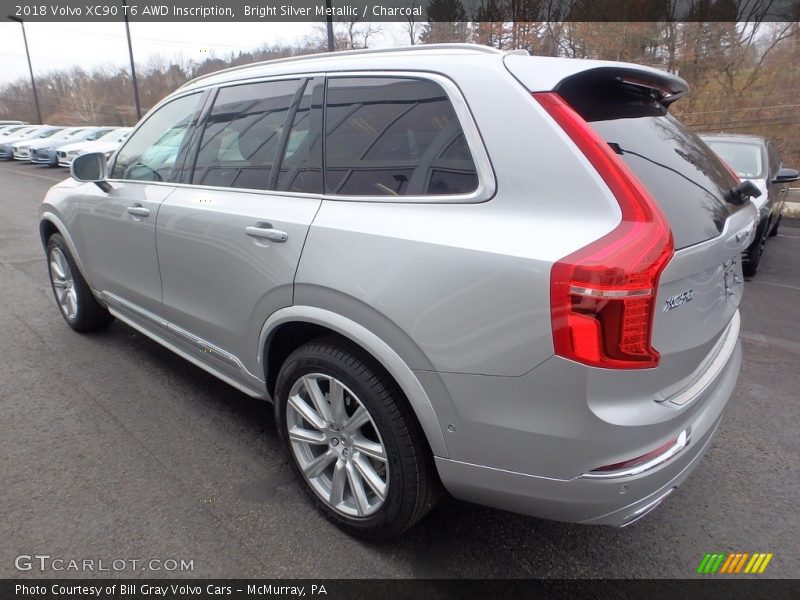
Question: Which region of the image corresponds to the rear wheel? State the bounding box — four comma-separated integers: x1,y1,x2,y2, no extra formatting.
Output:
275,337,440,539
46,233,113,332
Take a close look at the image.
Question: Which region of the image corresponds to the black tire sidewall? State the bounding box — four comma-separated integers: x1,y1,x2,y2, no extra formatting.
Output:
274,342,416,537
46,233,111,332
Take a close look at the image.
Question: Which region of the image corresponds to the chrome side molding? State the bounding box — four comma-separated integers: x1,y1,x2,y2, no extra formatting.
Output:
101,290,261,382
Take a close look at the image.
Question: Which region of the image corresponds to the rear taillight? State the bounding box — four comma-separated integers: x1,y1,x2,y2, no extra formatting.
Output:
534,92,674,369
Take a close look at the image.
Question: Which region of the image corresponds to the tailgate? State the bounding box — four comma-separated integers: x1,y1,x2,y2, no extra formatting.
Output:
506,54,758,388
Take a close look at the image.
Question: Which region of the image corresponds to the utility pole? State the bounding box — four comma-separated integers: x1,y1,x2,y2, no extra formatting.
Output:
325,0,335,51
122,0,142,120
7,16,43,124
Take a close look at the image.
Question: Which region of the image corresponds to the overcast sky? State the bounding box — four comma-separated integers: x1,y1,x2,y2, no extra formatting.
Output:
0,21,404,86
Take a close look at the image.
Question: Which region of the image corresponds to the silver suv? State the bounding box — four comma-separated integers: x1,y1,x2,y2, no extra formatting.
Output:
39,44,757,539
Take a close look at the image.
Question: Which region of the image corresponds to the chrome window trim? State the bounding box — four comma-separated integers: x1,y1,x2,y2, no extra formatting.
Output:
106,70,496,205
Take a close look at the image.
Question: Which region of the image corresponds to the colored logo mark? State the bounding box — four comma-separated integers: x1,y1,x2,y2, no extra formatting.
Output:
696,552,774,574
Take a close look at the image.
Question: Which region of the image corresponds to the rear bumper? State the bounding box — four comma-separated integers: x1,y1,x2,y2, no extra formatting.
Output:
432,319,742,526
436,410,724,527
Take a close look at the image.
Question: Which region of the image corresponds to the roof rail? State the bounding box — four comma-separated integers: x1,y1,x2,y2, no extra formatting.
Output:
180,43,504,89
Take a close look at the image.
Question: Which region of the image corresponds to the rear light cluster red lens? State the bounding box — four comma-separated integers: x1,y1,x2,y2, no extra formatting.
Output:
534,92,674,369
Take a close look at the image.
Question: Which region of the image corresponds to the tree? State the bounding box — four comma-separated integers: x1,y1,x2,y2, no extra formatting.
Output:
420,0,471,43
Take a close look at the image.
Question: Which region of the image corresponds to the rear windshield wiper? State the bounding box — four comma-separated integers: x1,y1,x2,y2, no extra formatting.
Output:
725,180,761,206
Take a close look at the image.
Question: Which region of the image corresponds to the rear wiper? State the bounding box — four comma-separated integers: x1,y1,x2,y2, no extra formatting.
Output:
725,180,761,206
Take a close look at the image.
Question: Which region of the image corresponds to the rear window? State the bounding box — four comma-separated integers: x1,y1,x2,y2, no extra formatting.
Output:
590,114,741,249
324,77,478,196
552,71,743,249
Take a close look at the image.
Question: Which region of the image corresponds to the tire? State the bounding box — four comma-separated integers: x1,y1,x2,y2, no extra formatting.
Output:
743,222,768,277
46,233,113,332
769,213,781,237
275,336,441,540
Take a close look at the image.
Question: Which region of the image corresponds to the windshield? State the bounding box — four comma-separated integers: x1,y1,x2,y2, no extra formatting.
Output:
703,140,764,180
98,128,127,142
78,129,103,141
52,129,84,141
37,128,63,139
1,125,27,135
8,127,38,138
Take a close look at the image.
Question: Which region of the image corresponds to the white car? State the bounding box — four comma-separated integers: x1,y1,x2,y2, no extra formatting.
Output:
57,128,131,167
22,127,93,164
0,124,31,137
6,126,64,160
1,126,63,159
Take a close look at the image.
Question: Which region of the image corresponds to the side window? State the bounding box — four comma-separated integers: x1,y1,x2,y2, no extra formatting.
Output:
324,77,479,196
191,79,300,190
111,93,202,182
275,77,324,194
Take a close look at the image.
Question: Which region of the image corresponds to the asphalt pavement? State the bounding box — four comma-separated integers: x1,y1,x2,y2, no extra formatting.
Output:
1,160,798,578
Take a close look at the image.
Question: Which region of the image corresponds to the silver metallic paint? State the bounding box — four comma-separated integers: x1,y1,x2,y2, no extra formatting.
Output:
38,46,747,527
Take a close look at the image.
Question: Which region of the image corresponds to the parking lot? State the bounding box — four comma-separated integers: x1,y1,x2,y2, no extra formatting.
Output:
1,159,798,579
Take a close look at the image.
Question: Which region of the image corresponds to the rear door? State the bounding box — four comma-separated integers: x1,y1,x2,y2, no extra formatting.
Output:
155,77,324,378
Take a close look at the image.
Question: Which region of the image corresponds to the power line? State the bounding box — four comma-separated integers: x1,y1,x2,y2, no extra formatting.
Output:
688,120,800,131
678,103,800,116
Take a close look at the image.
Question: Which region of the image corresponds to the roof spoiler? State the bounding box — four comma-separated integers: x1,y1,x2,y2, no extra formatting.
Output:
504,56,688,120
555,66,688,108
551,66,688,122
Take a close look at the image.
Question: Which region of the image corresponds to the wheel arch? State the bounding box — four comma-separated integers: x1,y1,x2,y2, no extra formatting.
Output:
39,212,92,286
259,306,449,458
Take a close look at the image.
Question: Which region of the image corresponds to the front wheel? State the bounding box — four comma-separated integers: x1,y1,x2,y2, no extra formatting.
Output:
275,337,441,540
769,213,782,237
46,233,113,332
743,222,768,277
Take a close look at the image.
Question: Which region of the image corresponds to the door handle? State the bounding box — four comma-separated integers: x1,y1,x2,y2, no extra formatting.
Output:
126,205,150,218
245,225,288,243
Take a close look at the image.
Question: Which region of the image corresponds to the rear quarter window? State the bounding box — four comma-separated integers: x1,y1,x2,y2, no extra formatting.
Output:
324,77,479,197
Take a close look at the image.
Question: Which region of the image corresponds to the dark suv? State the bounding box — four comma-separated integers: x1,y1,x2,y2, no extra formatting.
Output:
700,133,799,275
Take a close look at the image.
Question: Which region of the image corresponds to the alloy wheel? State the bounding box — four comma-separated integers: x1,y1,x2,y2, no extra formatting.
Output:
286,373,389,518
49,247,78,320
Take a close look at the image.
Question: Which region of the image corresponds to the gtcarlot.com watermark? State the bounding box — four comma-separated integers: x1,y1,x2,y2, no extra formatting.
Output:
15,554,194,572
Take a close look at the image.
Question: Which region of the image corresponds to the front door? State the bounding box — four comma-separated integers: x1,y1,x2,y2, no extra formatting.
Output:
79,91,205,314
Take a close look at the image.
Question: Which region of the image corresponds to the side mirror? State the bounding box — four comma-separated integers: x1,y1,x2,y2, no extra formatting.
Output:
71,152,111,192
773,167,800,184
